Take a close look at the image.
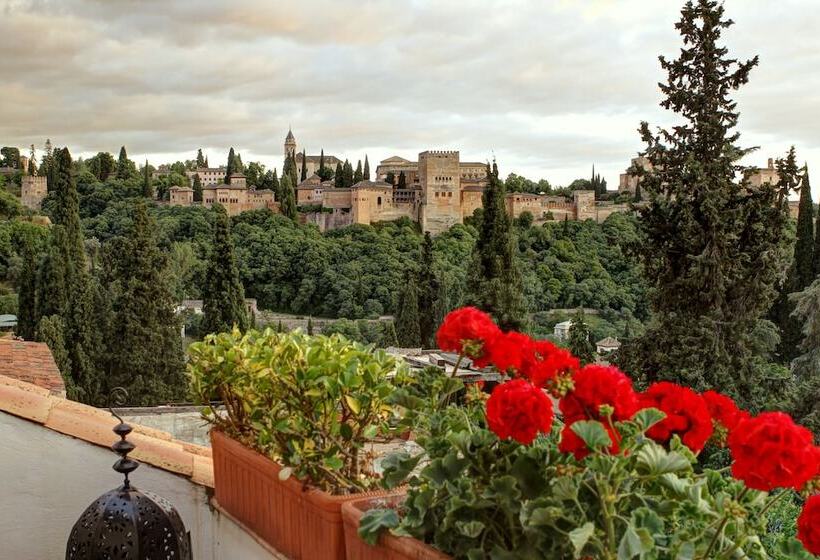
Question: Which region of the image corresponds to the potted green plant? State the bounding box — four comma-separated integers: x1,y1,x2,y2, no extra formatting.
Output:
188,328,405,559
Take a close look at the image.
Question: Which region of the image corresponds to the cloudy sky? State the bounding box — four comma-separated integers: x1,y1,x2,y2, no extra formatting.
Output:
1,0,818,192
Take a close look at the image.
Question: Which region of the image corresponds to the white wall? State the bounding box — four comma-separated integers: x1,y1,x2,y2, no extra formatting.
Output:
0,412,281,560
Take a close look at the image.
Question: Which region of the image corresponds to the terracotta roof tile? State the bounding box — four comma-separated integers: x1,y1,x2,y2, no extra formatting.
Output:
0,374,213,488
0,339,66,395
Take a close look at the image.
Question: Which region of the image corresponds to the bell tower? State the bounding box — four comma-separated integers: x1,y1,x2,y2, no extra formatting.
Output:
284,127,297,158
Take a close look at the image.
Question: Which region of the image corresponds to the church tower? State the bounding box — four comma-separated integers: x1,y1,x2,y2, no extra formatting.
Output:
284,128,297,158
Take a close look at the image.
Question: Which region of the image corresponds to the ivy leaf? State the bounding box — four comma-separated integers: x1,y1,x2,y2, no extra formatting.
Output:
569,522,594,558
633,407,666,432
570,420,612,451
358,508,400,545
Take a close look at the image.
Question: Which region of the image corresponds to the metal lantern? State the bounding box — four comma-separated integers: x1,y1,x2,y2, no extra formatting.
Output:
65,390,193,559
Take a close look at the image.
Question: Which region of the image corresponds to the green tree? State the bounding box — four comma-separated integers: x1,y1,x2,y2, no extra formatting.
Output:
245,161,265,187
334,163,344,188
105,202,186,405
363,155,370,181
465,163,526,331
196,148,206,168
395,269,421,347
116,146,134,180
417,232,439,347
224,147,236,182
619,0,790,403
202,205,249,335
270,169,280,198
192,174,203,202
342,160,354,188
793,164,814,290
36,315,73,393
16,239,38,340
0,185,22,219
1,146,20,168
35,226,70,320
142,159,153,199
319,150,326,177
300,150,308,182
280,175,297,221
397,171,407,189
354,160,363,184
568,309,595,365
28,144,36,175
385,171,395,186
789,279,820,435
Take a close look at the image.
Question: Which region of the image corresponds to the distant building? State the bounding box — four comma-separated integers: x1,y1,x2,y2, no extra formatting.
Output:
553,320,573,341
169,172,276,217
0,338,65,396
20,175,48,210
186,167,228,186
618,156,652,194
596,337,621,354
0,314,17,330
285,128,343,178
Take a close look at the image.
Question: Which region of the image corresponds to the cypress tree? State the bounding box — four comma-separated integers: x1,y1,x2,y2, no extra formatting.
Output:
319,150,325,176
286,152,299,190
234,153,244,175
397,171,407,189
280,175,298,221
225,147,236,182
793,163,815,290
385,172,395,186
44,139,55,192
334,163,344,188
618,0,790,402
395,269,421,347
342,160,354,188
116,146,131,180
568,309,595,365
142,159,153,199
633,180,642,202
36,226,69,320
354,160,363,184
106,202,186,405
192,174,203,202
271,169,280,200
465,163,526,331
417,232,439,346
300,150,308,182
16,239,39,340
196,148,206,168
363,155,370,181
202,204,249,335
36,315,73,393
27,144,36,175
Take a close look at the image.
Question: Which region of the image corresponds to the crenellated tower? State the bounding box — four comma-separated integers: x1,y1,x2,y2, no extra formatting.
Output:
419,150,462,234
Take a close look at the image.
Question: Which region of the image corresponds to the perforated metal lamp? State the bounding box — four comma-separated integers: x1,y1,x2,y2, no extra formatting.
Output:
65,390,193,560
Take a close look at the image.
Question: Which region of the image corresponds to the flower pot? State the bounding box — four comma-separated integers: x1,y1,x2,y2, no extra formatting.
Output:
342,493,451,560
211,429,386,559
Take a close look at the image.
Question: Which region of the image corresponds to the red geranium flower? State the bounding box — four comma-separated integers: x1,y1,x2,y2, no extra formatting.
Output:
559,422,620,460
560,365,639,424
798,494,820,556
436,307,500,366
485,331,534,374
639,382,713,453
701,390,748,447
522,340,580,389
486,379,554,445
728,412,817,491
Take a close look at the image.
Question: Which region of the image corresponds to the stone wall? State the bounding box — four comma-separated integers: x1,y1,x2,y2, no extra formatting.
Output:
20,175,47,210
419,151,463,234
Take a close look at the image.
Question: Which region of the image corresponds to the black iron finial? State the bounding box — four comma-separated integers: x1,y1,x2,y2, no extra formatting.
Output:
108,387,138,488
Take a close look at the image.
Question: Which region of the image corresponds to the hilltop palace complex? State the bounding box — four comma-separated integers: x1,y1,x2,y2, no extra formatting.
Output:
14,129,797,234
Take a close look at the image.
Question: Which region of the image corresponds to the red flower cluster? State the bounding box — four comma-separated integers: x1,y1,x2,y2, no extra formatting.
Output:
523,340,579,390
486,379,554,445
484,331,535,374
639,382,713,453
728,412,818,491
558,365,639,459
798,495,820,556
701,390,748,447
436,307,500,367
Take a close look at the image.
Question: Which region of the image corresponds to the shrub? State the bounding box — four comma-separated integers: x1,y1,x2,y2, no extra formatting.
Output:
188,328,406,494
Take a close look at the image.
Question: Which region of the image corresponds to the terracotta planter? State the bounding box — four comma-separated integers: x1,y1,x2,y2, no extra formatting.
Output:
211,429,386,559
342,493,451,560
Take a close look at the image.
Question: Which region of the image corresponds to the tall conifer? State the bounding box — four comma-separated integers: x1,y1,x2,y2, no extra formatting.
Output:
196,148,206,168
16,239,39,340
301,150,308,182
395,269,421,347
225,147,236,182
417,232,439,346
334,163,344,188
618,0,790,401
354,160,363,184
202,205,249,335
465,163,526,331
193,174,203,202
142,159,153,198
363,155,370,180
116,146,131,180
568,309,595,365
280,175,298,221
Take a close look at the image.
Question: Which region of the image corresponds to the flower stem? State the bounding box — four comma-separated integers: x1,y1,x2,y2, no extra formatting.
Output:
700,487,749,559
451,353,465,378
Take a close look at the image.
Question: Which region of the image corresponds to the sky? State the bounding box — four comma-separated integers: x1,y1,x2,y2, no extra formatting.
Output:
1,0,818,193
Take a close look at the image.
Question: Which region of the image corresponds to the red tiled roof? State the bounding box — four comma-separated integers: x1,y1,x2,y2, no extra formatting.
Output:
0,339,66,395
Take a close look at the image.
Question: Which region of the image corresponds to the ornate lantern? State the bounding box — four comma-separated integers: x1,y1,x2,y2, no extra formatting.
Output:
66,390,193,559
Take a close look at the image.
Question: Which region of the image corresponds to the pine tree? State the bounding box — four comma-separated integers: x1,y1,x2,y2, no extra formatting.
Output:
192,174,203,202
280,175,298,221
202,204,249,335
116,146,131,180
465,163,526,331
142,159,153,198
789,279,820,435
618,0,790,402
568,309,595,365
363,155,370,181
300,150,308,182
354,160,363,184
16,239,38,340
196,148,206,168
334,163,344,188
417,232,439,346
106,202,186,405
395,269,421,347
224,147,236,182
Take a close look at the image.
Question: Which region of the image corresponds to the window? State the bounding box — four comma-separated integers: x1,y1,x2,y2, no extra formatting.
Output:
377,196,382,205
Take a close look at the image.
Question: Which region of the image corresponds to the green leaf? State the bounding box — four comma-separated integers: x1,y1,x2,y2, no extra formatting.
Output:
456,520,485,538
324,455,344,470
617,525,653,559
633,407,666,432
379,451,422,489
358,508,400,545
345,394,361,414
340,422,353,440
570,420,612,451
569,522,594,558
636,442,691,475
